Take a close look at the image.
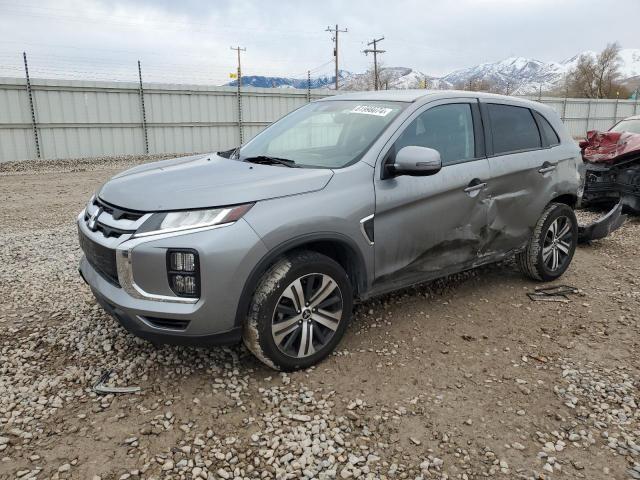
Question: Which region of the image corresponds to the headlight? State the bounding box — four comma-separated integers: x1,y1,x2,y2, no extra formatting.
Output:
134,203,253,238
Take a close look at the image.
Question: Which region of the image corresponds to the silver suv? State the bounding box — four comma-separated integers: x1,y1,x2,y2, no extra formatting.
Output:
78,90,581,370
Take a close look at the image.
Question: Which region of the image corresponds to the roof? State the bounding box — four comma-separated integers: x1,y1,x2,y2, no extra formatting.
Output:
318,89,545,108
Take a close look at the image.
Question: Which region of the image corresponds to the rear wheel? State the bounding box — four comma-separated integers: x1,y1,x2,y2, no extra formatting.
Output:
517,203,578,281
243,250,353,371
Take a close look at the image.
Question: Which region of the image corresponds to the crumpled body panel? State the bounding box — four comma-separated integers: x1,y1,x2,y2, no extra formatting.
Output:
580,130,640,164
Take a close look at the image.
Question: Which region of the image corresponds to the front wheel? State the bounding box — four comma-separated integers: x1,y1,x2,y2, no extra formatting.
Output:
243,250,353,371
517,203,578,281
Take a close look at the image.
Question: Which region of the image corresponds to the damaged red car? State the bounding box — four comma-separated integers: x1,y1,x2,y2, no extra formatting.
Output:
580,115,640,213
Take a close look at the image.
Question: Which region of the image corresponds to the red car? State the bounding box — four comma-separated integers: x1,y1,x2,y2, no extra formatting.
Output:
580,115,640,214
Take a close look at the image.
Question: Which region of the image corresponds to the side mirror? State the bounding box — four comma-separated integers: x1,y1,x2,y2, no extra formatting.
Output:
388,146,442,177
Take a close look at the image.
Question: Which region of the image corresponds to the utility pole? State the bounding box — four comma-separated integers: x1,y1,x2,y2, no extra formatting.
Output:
307,70,311,102
137,60,149,155
23,52,41,159
230,46,246,88
230,46,246,144
363,36,385,91
326,24,347,90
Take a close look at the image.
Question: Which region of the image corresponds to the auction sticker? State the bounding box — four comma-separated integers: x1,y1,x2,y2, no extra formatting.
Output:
350,105,393,116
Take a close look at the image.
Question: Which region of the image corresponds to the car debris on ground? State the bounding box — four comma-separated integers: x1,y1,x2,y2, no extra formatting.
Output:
527,285,579,302
93,369,141,395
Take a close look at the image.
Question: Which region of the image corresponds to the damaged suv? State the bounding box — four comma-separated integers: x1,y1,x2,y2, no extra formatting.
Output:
78,90,581,370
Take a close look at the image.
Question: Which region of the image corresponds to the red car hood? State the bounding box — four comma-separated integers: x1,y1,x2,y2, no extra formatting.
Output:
580,130,640,164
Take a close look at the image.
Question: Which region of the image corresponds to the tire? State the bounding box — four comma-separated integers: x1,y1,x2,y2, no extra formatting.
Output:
242,250,353,371
517,203,578,282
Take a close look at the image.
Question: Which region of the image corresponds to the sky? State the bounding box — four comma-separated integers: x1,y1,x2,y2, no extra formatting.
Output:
0,0,637,85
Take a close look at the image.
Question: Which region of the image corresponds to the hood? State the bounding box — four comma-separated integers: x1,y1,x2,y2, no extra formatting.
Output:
580,130,640,164
98,153,334,211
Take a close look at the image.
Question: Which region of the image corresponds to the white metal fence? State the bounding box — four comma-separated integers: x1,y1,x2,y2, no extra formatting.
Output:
0,77,334,162
1,76,639,162
522,95,640,138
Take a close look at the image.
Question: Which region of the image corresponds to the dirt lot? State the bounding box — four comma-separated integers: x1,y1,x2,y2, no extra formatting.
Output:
0,156,639,480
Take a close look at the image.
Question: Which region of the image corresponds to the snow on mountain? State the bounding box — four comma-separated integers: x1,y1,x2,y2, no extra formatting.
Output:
440,56,567,94
224,48,640,94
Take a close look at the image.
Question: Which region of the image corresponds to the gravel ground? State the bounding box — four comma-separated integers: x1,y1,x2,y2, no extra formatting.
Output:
0,156,639,480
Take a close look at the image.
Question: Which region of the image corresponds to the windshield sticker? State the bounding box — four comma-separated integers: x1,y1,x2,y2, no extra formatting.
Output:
350,105,393,117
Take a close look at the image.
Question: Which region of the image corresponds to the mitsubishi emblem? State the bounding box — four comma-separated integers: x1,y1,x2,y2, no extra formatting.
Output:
88,207,103,231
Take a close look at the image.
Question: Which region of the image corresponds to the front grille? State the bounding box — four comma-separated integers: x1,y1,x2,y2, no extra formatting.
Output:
95,197,144,222
84,197,145,239
79,230,120,286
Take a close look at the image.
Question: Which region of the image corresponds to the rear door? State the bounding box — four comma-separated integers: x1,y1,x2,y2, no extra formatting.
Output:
373,99,491,289
480,101,562,253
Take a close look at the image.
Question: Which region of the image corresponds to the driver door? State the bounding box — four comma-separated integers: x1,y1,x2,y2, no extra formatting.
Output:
373,99,491,288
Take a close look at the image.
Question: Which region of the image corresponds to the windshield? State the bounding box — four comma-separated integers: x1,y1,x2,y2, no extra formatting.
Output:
610,119,640,134
239,100,406,168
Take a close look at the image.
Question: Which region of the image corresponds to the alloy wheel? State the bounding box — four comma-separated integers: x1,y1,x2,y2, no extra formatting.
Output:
271,273,343,358
542,215,573,271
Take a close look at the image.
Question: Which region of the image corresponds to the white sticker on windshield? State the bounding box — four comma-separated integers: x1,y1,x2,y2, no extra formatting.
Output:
350,105,393,117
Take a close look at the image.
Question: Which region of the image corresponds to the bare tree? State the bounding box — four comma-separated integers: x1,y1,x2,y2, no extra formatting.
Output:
567,42,628,98
359,62,393,90
455,76,499,93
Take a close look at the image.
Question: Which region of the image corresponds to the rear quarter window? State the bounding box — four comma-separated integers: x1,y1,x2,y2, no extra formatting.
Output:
533,111,560,147
488,103,541,155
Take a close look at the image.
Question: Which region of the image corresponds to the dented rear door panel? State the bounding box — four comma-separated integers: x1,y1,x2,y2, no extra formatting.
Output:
484,148,555,253
479,98,579,254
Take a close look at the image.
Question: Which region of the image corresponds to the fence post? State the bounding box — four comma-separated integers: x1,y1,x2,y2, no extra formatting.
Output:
23,52,41,159
585,99,592,133
561,96,568,122
137,60,149,155
307,70,311,103
613,94,619,125
236,67,243,145
635,90,639,115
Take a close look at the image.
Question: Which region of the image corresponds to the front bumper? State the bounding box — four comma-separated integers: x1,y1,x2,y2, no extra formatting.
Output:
78,216,268,345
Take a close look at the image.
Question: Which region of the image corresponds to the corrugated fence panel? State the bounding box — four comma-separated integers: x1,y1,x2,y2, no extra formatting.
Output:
3,77,640,163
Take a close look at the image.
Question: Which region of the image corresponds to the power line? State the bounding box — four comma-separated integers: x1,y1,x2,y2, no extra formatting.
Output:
325,24,347,90
363,36,385,91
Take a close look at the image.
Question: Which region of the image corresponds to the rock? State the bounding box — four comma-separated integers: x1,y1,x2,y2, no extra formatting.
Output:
216,468,230,479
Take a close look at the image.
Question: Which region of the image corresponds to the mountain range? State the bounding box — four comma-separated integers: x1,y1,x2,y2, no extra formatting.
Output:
226,48,640,95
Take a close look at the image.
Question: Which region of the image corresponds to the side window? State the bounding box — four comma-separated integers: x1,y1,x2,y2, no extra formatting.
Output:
533,111,560,147
488,104,541,155
394,103,475,166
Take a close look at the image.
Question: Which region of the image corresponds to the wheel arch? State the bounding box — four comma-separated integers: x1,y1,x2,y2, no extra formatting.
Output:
234,233,368,329
550,193,578,209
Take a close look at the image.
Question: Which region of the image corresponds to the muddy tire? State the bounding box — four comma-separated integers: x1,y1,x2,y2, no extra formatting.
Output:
242,250,353,371
517,203,578,282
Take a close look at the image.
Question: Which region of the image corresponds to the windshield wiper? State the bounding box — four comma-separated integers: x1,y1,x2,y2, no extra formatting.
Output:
242,155,298,168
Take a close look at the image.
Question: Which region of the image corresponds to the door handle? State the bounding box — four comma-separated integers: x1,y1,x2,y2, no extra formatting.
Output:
538,164,556,174
464,182,487,193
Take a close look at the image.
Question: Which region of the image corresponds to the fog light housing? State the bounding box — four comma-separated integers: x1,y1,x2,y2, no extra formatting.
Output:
167,249,200,298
